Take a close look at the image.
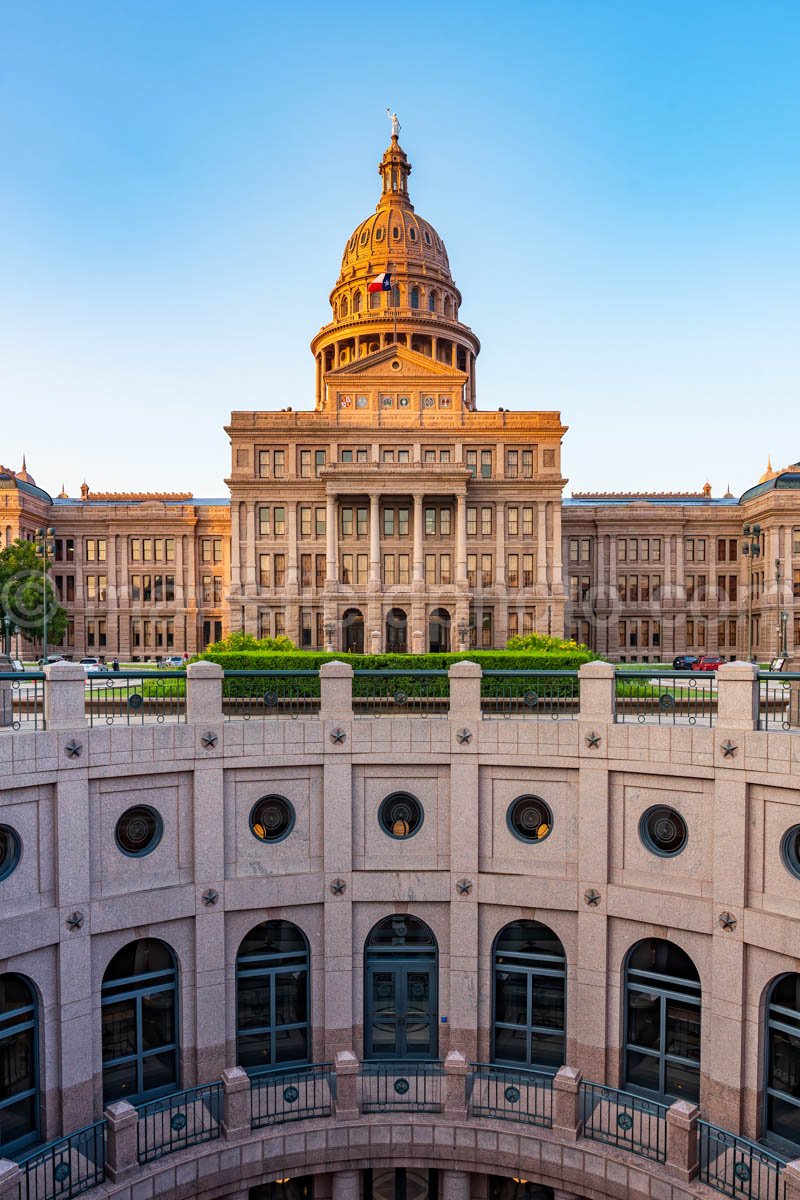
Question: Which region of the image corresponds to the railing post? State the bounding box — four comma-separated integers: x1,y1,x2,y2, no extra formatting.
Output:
44,662,87,730
104,1100,139,1181
716,661,759,730
320,661,354,721
577,661,614,723
665,1100,699,1182
552,1066,582,1141
334,1049,360,1117
443,1049,468,1116
448,660,481,722
186,661,224,724
784,1160,800,1200
0,1160,21,1200
221,1066,251,1141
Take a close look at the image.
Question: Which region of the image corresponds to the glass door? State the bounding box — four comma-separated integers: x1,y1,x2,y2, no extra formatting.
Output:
365,962,437,1059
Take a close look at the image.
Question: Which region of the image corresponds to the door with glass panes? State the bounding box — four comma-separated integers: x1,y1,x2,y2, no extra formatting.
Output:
365,960,437,1059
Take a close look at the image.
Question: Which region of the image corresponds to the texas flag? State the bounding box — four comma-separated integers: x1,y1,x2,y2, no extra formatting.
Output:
368,271,392,293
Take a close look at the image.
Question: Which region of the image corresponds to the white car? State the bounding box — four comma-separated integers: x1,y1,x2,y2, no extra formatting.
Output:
79,657,105,674
158,656,185,670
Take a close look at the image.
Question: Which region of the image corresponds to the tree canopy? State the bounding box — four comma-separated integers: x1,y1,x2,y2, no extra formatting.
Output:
0,538,67,646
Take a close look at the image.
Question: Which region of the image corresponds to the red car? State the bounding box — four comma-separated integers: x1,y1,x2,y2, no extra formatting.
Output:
695,655,724,672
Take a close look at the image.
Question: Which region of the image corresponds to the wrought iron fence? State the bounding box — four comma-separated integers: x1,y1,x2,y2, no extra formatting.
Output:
758,673,800,732
17,1120,106,1200
222,671,320,720
581,1080,667,1162
136,1082,222,1163
250,1063,334,1127
467,1063,553,1126
85,672,186,727
360,1060,443,1112
699,1120,787,1200
614,671,716,726
0,672,46,732
480,671,579,721
352,671,449,718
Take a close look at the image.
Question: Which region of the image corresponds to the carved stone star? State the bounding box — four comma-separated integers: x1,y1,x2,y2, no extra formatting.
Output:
65,911,85,931
329,878,346,895
585,732,601,749
456,878,473,895
721,740,738,758
65,740,83,759
201,732,218,749
719,911,737,931
330,728,346,745
201,889,219,907
456,728,472,744
584,889,602,908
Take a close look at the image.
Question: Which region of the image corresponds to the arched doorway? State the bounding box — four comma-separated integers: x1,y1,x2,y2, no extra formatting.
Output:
765,973,800,1150
386,608,408,653
101,939,179,1105
624,938,701,1103
236,920,310,1074
492,920,566,1071
342,608,365,654
0,974,39,1155
364,916,437,1059
428,608,450,654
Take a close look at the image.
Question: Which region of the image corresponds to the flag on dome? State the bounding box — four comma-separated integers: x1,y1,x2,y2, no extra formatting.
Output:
368,272,392,293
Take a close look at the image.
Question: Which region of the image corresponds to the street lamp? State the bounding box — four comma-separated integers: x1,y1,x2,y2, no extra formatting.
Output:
2,614,12,657
35,527,56,663
457,620,469,650
742,523,761,662
324,621,336,653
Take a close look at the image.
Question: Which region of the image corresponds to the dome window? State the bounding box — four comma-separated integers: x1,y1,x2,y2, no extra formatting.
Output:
428,291,437,313
359,230,369,246
392,226,401,240
410,287,419,309
424,230,432,245
349,236,356,251
353,291,362,313
409,227,417,241
375,228,384,242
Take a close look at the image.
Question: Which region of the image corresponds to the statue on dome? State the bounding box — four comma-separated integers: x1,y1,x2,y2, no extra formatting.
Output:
386,108,401,138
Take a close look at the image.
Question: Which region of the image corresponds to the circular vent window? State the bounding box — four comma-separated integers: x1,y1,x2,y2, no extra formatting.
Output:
379,792,423,840
250,795,296,844
639,806,688,857
115,806,163,858
507,796,553,844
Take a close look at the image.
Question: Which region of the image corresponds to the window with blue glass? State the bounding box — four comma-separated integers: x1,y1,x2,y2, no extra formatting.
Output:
492,921,566,1072
0,974,39,1156
101,939,179,1105
624,938,701,1104
365,916,437,1060
765,973,800,1150
236,921,310,1073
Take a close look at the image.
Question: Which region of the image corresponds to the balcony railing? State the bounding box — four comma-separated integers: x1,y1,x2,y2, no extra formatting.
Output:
581,1080,668,1163
480,671,579,721
250,1063,334,1128
222,671,320,720
467,1063,553,1126
0,672,45,732
614,671,716,726
758,673,800,732
699,1121,788,1200
85,672,186,726
136,1082,222,1163
359,1060,443,1113
352,670,449,718
17,1120,106,1200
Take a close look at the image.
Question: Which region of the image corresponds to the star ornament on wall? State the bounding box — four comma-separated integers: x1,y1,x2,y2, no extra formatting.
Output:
201,732,218,749
585,732,601,749
201,889,219,907
719,911,738,931
329,878,347,895
456,728,472,744
64,739,83,759
584,889,602,908
330,728,346,744
721,740,738,758
65,911,85,931
456,878,473,895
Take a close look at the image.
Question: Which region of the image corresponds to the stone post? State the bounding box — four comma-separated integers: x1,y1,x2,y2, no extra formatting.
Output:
441,1170,471,1200
320,660,354,721
443,1050,468,1116
552,1066,582,1141
0,1162,20,1200
44,661,86,730
577,660,615,724
104,1100,139,1182
221,1066,251,1141
783,1160,800,1200
186,660,223,724
334,1050,359,1118
665,1100,699,1182
332,1170,361,1200
715,661,759,730
448,660,481,723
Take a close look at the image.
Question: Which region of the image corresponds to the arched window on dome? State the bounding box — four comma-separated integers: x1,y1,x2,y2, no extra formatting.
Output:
410,288,419,310
428,291,437,313
353,291,362,314
444,297,453,319
369,290,381,310
340,296,349,318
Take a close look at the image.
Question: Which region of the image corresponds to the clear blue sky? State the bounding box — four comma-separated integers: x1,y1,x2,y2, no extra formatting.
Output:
2,1,799,498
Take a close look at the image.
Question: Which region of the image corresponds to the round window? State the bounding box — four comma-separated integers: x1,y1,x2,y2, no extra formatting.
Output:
250,795,296,844
781,825,800,879
379,792,423,840
639,805,688,857
115,806,163,857
0,825,21,881
507,795,552,844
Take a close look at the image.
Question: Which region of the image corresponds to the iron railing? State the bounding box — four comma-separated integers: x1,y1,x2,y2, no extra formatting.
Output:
480,670,579,720
222,671,320,720
581,1080,667,1162
85,671,186,726
359,1060,443,1112
467,1063,553,1126
136,1082,222,1163
758,673,800,732
0,672,46,732
17,1120,106,1200
614,671,716,726
250,1063,334,1128
352,670,449,718
699,1120,787,1200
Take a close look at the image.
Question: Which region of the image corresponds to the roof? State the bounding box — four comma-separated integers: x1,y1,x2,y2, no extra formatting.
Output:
565,495,740,507
52,497,230,508
0,471,53,504
740,467,800,503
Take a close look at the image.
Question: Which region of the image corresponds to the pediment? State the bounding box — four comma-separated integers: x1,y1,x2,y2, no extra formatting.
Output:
325,344,467,383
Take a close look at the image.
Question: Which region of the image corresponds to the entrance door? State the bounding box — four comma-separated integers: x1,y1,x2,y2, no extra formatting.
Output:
365,961,437,1059
343,609,365,654
386,609,408,653
428,609,450,653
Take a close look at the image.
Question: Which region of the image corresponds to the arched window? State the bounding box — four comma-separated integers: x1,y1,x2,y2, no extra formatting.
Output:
765,973,800,1149
493,921,566,1071
341,296,349,318
365,916,437,1060
236,921,310,1074
101,939,178,1105
624,938,700,1103
0,974,39,1155
428,291,437,313
444,297,452,318
410,288,419,310
353,291,362,314
369,290,381,310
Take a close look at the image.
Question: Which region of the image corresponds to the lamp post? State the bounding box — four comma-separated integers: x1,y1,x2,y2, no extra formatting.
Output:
742,523,761,662
35,527,56,663
324,621,336,653
2,614,11,657
457,620,469,651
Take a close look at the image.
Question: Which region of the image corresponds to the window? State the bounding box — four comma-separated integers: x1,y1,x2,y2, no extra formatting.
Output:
424,450,436,463
624,939,700,1103
356,553,368,585
315,555,325,588
357,448,368,463
101,940,178,1105
274,555,285,587
341,554,353,585
425,554,436,585
0,974,39,1154
115,806,163,857
466,450,477,478
383,555,395,586
522,554,534,587
440,509,451,536
425,508,436,536
300,555,311,589
236,921,310,1072
492,921,566,1070
521,449,533,479
315,508,326,537
506,450,518,478
481,507,493,536
466,507,477,537
341,508,353,537
398,555,410,585
357,508,368,536
507,508,519,537
618,539,628,563
522,507,533,537
398,509,409,536
300,507,311,537
467,554,477,588
481,450,492,478
300,450,311,478
481,611,493,647
410,287,419,309
258,507,270,537
259,555,270,588
398,449,410,464
440,554,451,585
315,450,326,477
766,974,800,1149
508,554,519,588
481,553,492,587
258,450,270,478
384,509,395,537
379,792,423,840
794,530,800,556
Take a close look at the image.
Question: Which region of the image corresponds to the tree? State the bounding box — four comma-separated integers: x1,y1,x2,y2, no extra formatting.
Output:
204,630,296,653
0,538,68,648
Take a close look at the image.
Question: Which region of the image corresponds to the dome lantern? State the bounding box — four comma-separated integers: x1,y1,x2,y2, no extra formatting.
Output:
378,134,413,209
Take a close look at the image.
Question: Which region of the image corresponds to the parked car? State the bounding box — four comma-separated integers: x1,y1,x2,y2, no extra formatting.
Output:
37,653,65,667
695,655,724,672
672,655,698,670
158,655,185,670
79,657,107,674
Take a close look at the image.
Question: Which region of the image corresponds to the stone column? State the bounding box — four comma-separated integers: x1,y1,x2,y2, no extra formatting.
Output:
326,494,338,585
334,1050,359,1117
443,1051,468,1117
494,502,506,588
552,1066,582,1140
230,501,242,596
665,1101,699,1182
44,662,86,730
323,697,355,1058
456,493,467,585
320,661,354,721
221,1067,251,1142
442,1171,471,1200
186,661,223,724
369,495,381,586
332,1171,360,1200
536,502,548,587
104,1100,139,1182
413,494,424,586
244,502,257,595
716,661,758,730
0,1162,20,1200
